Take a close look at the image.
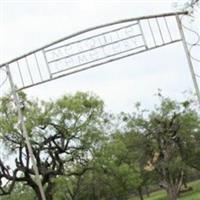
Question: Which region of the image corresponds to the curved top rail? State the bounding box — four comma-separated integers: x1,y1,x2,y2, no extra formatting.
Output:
0,11,188,68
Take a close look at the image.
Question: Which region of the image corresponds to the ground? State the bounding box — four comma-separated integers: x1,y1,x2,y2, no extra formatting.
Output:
131,180,200,200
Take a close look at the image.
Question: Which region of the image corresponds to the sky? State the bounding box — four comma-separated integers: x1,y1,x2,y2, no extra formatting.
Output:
0,0,200,113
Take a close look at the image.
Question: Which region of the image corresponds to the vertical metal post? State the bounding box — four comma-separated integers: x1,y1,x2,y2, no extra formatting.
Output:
6,64,46,200
42,49,52,79
176,15,200,107
138,20,148,49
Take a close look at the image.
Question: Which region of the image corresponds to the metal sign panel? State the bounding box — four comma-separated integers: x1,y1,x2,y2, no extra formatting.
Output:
44,22,146,76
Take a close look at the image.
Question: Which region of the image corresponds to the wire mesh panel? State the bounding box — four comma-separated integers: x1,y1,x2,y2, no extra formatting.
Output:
0,12,187,92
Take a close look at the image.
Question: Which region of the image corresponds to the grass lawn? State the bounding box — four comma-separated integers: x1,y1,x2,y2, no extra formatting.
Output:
130,180,200,200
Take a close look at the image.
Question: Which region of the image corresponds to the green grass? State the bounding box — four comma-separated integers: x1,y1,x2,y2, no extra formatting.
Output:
130,180,200,200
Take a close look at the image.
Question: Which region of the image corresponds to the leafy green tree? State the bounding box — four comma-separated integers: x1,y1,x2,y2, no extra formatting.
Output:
1,90,199,200
116,110,156,200
125,95,200,200
85,133,142,200
1,183,34,200
0,92,105,200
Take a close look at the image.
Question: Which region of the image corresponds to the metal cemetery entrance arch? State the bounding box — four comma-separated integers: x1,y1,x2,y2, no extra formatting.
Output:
0,11,199,200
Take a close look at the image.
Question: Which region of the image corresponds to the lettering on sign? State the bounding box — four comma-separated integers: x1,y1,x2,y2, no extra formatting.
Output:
44,22,146,76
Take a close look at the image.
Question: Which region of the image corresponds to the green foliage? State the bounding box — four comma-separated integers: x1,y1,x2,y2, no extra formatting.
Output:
1,183,34,200
0,91,200,200
0,91,106,199
125,94,200,200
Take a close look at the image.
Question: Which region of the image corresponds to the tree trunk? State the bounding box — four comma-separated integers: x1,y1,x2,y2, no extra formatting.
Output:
166,186,178,200
145,185,150,197
45,192,53,200
34,184,53,200
35,188,43,200
138,186,144,200
45,182,54,200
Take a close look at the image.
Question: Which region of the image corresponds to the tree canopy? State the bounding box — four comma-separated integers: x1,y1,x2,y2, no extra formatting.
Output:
0,91,200,200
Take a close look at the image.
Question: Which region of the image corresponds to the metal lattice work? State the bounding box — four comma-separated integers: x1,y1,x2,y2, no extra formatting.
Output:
0,11,187,92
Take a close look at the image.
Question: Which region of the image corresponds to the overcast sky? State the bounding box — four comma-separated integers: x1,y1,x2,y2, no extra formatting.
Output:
0,0,200,113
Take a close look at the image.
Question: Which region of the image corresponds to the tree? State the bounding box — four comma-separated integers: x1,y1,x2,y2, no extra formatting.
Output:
174,0,199,12
0,92,105,200
124,95,200,200
1,183,34,200
62,130,142,200
89,132,142,200
117,109,157,200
